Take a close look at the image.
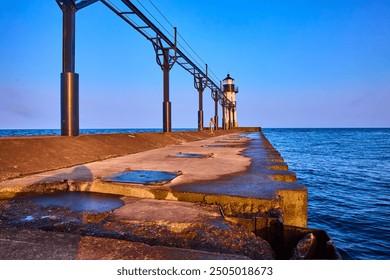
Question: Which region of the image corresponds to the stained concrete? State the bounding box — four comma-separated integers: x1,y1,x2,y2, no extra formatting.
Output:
0,227,251,260
0,130,309,259
0,196,273,259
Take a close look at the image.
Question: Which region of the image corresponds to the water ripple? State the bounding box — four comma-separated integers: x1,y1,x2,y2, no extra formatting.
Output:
263,128,390,260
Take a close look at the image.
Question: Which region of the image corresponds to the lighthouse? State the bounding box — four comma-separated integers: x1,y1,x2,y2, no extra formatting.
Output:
222,74,239,128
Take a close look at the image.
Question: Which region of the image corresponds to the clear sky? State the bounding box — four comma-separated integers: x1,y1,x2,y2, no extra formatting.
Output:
1,0,389,129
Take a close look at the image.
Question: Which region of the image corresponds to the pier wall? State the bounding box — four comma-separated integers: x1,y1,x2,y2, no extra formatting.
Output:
0,128,326,259
0,128,308,228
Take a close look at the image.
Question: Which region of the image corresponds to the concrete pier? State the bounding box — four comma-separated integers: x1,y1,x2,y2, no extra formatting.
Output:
0,129,331,260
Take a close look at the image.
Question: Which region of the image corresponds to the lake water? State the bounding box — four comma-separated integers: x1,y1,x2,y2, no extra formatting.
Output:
263,128,390,260
0,128,194,137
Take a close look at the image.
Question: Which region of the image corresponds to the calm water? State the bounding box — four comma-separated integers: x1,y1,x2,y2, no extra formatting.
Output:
0,128,195,137
263,128,390,260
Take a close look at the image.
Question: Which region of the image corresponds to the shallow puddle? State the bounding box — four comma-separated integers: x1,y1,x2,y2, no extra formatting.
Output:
169,153,213,159
202,144,228,148
203,144,245,148
104,170,180,185
30,192,124,213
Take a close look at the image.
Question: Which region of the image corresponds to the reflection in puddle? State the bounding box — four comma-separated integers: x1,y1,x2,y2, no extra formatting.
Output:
31,192,124,213
169,153,213,159
104,170,180,185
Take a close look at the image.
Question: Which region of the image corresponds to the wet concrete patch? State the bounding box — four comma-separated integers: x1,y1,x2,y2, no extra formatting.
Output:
30,192,124,213
226,137,243,140
103,170,180,185
216,140,240,143
202,144,245,148
203,144,227,148
22,215,34,221
169,152,213,159
11,192,124,213
0,195,274,259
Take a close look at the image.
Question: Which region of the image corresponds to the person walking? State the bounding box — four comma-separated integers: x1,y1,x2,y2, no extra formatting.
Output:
209,117,215,134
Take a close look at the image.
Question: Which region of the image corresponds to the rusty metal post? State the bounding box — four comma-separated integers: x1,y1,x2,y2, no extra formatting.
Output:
60,0,79,136
162,48,171,132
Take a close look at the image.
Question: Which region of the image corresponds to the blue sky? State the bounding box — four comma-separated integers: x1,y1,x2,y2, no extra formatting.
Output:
0,0,389,129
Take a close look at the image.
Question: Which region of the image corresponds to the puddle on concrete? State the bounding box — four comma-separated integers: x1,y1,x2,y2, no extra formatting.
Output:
203,144,244,148
169,152,213,159
29,192,124,213
202,144,226,148
104,170,180,185
41,215,56,220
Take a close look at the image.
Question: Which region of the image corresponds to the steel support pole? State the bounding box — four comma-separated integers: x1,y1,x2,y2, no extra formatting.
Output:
162,48,171,132
61,0,79,136
232,108,236,128
228,108,232,129
197,86,204,131
194,75,205,131
222,104,226,130
61,72,79,136
214,97,218,131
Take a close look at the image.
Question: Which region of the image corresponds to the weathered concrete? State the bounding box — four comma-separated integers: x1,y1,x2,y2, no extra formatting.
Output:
0,134,251,191
0,129,311,259
0,130,236,182
0,195,273,259
0,132,307,227
0,227,251,260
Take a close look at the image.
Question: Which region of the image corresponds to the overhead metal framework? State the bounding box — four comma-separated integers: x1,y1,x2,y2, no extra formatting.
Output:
56,0,235,135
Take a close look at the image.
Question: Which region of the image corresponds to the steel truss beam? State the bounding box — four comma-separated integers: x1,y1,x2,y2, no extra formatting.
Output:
57,0,236,134
100,0,234,109
76,0,100,10
57,0,99,10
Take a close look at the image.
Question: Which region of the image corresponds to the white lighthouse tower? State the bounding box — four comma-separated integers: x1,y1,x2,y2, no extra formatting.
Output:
222,74,239,128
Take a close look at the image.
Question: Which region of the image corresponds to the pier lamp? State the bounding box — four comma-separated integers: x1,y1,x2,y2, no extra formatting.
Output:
222,74,239,128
